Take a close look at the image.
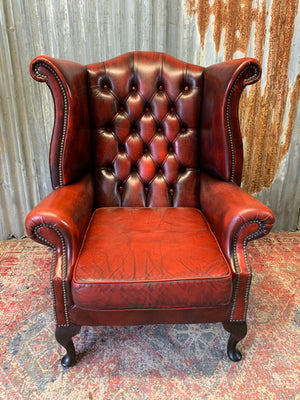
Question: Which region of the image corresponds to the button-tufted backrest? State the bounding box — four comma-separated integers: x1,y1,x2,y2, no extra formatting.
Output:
87,52,204,208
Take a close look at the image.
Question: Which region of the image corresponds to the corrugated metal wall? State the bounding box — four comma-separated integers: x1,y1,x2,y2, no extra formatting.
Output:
0,0,299,239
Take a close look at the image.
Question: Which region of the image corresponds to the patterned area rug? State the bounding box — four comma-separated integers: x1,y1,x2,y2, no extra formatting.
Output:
0,233,299,399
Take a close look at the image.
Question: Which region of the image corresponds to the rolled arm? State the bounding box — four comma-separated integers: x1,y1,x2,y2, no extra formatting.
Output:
25,174,94,326
200,173,275,321
200,173,274,261
200,58,261,185
30,56,91,189
26,173,94,275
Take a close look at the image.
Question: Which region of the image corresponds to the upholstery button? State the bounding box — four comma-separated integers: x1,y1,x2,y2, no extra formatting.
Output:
159,85,164,91
145,107,150,112
158,168,163,174
170,107,175,112
157,127,162,133
181,127,186,133
169,147,173,152
119,185,124,192
169,188,174,195
120,106,125,111
103,84,108,90
144,147,149,153
119,144,125,152
184,85,189,91
107,166,112,172
132,86,137,91
132,165,137,172
144,185,149,192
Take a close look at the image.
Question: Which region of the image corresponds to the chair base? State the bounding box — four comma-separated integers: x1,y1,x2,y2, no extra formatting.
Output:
55,326,81,368
222,321,247,361
55,322,247,367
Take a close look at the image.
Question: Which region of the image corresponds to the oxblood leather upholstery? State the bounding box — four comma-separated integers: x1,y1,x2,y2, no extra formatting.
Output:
88,52,202,208
72,208,232,310
26,52,275,364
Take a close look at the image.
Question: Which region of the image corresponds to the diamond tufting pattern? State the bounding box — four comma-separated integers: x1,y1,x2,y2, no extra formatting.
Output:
87,52,204,208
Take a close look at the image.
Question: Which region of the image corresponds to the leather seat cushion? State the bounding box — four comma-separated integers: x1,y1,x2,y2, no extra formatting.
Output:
72,207,233,310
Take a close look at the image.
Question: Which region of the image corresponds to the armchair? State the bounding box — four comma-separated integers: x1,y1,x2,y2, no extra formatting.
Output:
26,52,274,368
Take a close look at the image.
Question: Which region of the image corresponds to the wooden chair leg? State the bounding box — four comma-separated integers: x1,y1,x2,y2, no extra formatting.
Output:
55,326,81,368
222,321,247,361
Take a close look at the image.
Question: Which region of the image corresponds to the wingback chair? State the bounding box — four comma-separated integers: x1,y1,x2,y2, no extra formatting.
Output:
26,52,275,368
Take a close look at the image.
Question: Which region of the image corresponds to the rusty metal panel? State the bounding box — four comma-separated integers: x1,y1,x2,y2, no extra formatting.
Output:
0,0,299,239
185,0,300,231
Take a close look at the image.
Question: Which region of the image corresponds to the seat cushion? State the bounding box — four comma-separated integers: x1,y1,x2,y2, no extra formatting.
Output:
72,207,233,310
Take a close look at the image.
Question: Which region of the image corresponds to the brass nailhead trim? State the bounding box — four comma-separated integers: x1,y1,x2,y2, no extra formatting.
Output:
230,219,263,322
34,62,69,187
33,224,70,327
225,65,260,183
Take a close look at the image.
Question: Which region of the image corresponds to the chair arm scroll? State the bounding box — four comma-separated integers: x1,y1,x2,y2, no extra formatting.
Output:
200,173,274,262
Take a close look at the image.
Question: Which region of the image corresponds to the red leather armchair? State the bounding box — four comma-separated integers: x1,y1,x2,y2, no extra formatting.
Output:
26,52,275,368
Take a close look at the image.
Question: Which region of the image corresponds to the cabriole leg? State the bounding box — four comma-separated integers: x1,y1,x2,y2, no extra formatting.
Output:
55,326,81,368
222,321,247,362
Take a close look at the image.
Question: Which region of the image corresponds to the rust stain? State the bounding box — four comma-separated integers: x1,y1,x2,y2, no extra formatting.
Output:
186,0,300,193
